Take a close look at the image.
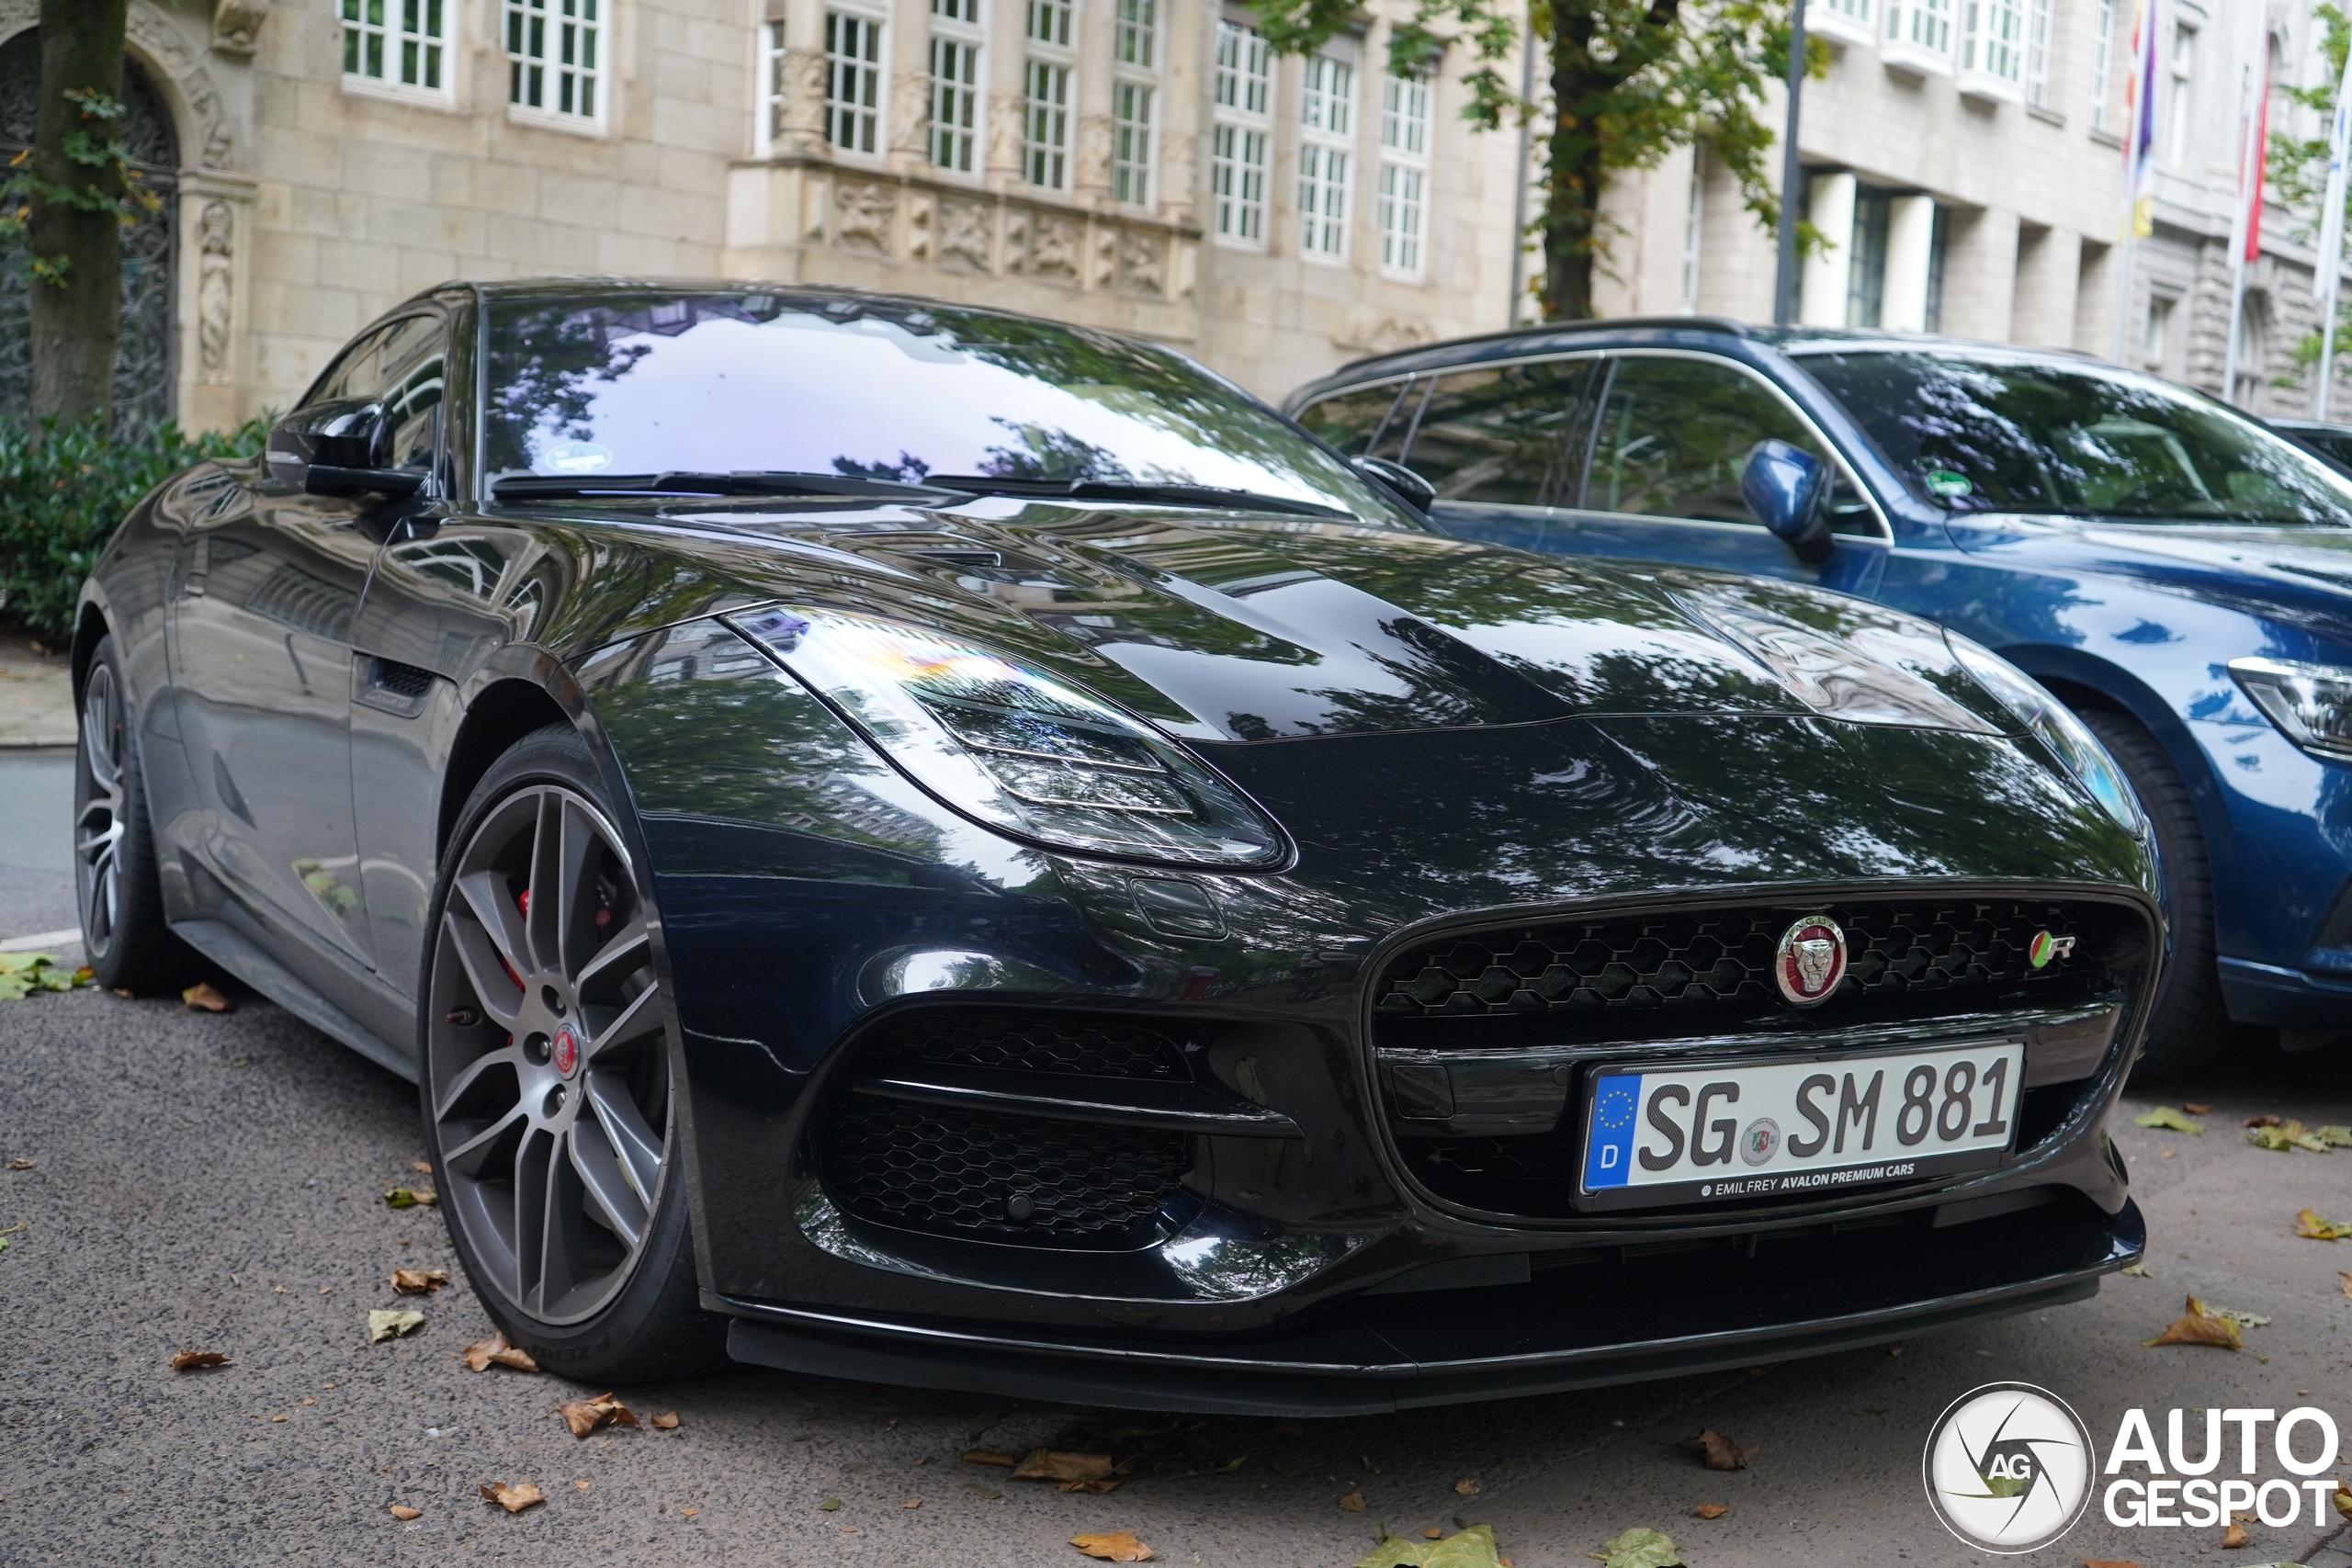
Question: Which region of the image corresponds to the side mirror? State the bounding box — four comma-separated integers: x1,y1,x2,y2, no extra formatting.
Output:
1352,455,1437,514
266,397,426,500
1739,439,1834,563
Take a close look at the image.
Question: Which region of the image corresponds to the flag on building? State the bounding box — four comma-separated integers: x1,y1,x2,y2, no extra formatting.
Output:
2243,51,2270,262
2122,0,2162,238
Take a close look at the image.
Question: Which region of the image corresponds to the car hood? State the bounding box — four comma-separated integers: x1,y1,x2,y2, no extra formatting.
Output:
561,502,2000,745
1944,512,2352,629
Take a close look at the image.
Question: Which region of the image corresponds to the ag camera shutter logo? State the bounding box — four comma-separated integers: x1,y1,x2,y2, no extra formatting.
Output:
1922,1382,2097,1552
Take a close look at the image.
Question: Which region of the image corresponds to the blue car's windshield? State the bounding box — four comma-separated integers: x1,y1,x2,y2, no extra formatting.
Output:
1793,349,2352,525
481,289,1414,525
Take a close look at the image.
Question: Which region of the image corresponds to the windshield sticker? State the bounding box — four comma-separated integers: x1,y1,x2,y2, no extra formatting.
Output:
539,440,613,475
1924,468,1974,498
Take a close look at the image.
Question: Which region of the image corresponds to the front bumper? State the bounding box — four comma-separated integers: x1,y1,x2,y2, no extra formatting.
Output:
719,1192,2144,1416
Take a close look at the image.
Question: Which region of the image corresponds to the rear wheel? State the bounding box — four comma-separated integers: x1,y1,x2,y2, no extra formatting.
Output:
75,634,199,991
419,724,723,1383
2075,706,2229,1082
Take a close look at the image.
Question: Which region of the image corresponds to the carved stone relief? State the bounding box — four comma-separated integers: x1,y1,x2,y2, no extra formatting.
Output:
1028,213,1080,281
1117,230,1165,297
1087,224,1116,289
833,181,895,254
197,198,232,380
1340,310,1438,355
938,199,992,272
210,0,269,55
904,190,934,262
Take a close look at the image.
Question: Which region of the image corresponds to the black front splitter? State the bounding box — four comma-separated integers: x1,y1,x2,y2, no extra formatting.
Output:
719,1195,2144,1416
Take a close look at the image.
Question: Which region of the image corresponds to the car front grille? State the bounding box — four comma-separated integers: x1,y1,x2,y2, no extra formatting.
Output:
854,1010,1189,1081
820,1096,1187,1245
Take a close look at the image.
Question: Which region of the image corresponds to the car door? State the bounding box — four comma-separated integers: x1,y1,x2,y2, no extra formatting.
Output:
1543,352,1889,596
1384,357,1600,558
165,311,446,989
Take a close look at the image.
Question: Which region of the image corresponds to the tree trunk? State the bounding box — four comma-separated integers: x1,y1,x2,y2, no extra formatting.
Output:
28,0,130,434
1541,8,1603,321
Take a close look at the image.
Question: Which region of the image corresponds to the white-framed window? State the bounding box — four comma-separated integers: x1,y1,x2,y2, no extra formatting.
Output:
1024,61,1070,187
1213,20,1272,246
2086,0,2114,130
1026,0,1071,47
343,0,449,99
2144,292,2174,369
1116,0,1156,67
2165,22,2195,164
505,0,602,126
930,0,982,174
1377,72,1428,276
2024,0,2052,107
1114,81,1155,206
825,9,885,156
1815,0,1872,35
1298,55,1353,258
1962,0,2022,84
759,18,788,152
1885,0,1951,58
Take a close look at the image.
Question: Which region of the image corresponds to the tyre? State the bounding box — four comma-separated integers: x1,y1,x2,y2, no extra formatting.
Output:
2075,706,2230,1082
419,723,724,1384
75,633,201,991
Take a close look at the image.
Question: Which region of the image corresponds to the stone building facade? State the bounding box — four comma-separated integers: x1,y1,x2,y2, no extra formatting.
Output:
5,0,1527,434
1597,0,2352,417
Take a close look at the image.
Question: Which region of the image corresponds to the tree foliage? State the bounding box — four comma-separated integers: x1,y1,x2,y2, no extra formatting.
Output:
1248,0,1821,321
2266,5,2351,382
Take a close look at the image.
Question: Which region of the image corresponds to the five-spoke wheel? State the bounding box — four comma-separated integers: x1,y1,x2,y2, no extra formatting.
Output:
74,658,130,965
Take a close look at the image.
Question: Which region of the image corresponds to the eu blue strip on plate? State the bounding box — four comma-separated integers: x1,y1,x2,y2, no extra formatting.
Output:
1584,1073,1639,1190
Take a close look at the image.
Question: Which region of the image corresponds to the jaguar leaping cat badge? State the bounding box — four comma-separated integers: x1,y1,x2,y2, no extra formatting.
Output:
1776,914,1848,1006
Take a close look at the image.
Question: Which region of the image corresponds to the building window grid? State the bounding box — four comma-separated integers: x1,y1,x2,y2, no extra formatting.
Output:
761,19,788,151
1113,80,1155,206
1886,0,1951,56
1823,0,1871,25
1024,60,1071,188
2166,24,2195,165
344,0,448,96
930,36,981,172
1213,21,1272,245
1026,0,1071,47
2024,0,2053,105
2086,0,2115,129
1115,0,1156,68
1299,56,1353,258
1377,73,1429,277
1962,0,2023,83
505,0,601,123
825,10,884,156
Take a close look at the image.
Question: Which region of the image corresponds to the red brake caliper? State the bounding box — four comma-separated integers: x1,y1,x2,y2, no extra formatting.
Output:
500,887,529,989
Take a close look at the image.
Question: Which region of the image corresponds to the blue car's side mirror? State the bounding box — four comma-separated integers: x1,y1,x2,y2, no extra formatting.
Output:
1739,439,1835,563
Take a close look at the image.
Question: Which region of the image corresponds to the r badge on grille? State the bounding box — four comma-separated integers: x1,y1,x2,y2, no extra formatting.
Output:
1775,914,1847,1007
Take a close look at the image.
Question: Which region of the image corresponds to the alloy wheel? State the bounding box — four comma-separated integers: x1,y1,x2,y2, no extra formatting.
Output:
74,661,128,963
427,784,672,1325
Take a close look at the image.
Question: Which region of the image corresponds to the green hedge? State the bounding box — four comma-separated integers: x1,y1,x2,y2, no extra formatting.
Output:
0,417,268,641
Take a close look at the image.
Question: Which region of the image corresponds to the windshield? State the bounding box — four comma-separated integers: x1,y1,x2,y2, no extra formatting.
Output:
481,290,1414,525
1792,350,2352,525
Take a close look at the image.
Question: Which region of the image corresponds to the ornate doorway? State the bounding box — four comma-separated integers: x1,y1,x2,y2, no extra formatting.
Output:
0,29,179,433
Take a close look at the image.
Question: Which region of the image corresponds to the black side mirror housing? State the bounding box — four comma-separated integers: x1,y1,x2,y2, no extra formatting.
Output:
266,397,426,500
1738,439,1835,563
1352,455,1437,514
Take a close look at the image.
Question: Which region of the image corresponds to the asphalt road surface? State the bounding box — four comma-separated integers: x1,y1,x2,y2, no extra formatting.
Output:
4,750,2350,1567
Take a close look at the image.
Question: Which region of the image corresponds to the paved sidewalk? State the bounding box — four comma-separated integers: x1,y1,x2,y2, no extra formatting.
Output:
0,631,74,748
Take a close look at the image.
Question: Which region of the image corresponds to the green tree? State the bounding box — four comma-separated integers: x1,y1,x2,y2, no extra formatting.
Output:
1248,0,1821,321
2267,6,2350,388
3,0,153,435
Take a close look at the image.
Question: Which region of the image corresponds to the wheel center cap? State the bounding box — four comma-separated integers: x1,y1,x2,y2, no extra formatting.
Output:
551,1023,582,1078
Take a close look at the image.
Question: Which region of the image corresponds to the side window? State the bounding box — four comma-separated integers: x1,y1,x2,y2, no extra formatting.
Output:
302,314,447,471
1588,355,1869,532
1295,380,1411,458
1400,359,1595,508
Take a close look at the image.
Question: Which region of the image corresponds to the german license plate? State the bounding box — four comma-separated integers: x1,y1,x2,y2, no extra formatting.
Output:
1577,1040,2025,1212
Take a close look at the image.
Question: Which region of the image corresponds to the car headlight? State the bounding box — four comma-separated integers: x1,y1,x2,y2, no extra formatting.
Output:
728,607,1287,868
1946,631,2147,838
2228,657,2352,762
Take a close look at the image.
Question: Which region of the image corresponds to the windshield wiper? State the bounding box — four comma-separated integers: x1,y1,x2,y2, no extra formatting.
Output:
492,470,956,502
919,476,1353,520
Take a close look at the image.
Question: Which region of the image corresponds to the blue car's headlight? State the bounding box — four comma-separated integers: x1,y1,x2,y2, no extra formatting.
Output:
2228,656,2352,762
729,607,1286,868
1946,631,2147,839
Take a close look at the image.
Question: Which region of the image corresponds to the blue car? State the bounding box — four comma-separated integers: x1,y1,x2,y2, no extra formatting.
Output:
1288,322,2352,1079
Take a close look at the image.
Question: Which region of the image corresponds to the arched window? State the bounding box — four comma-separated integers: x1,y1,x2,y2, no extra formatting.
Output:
0,30,180,433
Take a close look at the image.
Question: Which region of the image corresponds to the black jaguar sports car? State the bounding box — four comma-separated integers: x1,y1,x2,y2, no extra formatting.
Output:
74,280,2159,1413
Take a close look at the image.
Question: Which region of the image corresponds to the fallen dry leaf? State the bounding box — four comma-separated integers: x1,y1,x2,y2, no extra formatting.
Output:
1014,1450,1117,1483
171,1351,229,1371
2220,1520,2248,1548
181,982,232,1012
1340,1492,1367,1512
1589,1526,1685,1568
382,1188,437,1209
1454,1477,1482,1495
111,987,132,998
2342,1271,2352,1303
1425,1528,1445,1539
651,1411,679,1430
412,1161,432,1173
966,1483,1002,1499
390,1269,448,1294
1070,1531,1154,1562
388,1505,421,1520
2132,1107,2204,1134
2334,1479,2350,1517
461,1331,539,1373
1060,1477,1125,1495
557,1392,639,1438
1697,1430,1759,1471
367,1309,425,1344
1691,1504,1727,1519
479,1482,545,1514
2297,1208,2352,1240
2245,1113,2282,1128
2182,1101,2211,1115
5,1157,29,1170
2120,1262,2154,1277
2143,1294,2242,1349
964,1449,1018,1466
902,1500,920,1510
817,1497,840,1511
